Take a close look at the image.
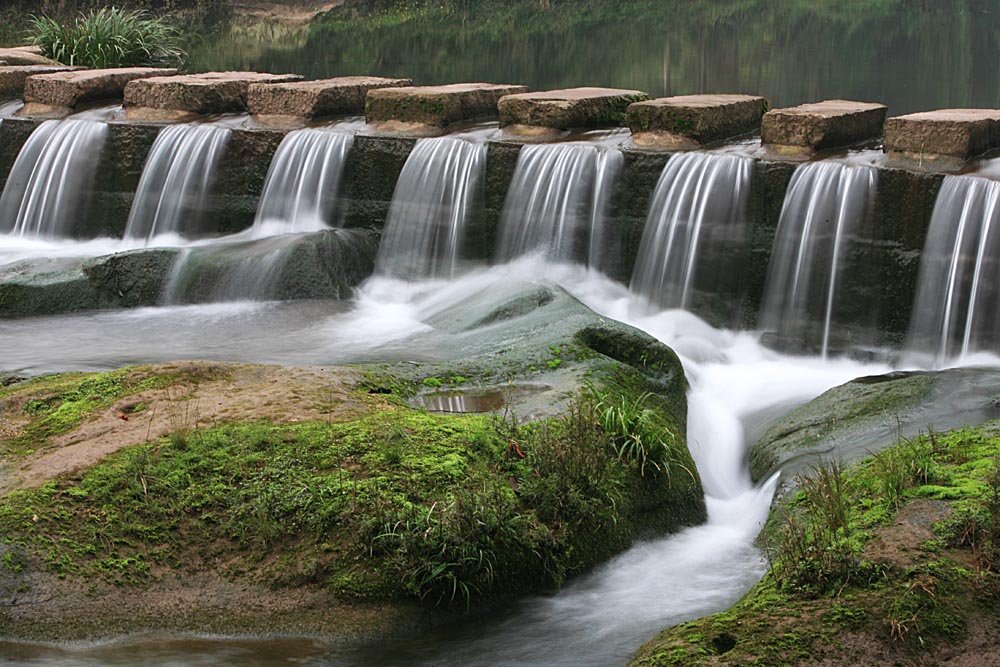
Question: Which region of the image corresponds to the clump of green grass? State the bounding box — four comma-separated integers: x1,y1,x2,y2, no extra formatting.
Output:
27,7,185,68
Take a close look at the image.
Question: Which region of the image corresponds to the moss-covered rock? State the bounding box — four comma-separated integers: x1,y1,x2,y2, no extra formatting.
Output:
749,368,1000,484
630,423,1000,667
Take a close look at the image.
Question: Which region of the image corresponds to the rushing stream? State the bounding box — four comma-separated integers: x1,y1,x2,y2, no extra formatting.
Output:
1,257,892,666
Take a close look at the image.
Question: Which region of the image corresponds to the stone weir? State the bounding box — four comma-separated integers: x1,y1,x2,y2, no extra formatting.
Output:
2,84,995,352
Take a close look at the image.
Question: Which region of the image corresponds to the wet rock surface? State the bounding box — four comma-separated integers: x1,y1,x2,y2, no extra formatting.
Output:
20,67,177,110
761,99,887,155
365,82,528,134
248,76,412,119
498,86,648,134
627,94,769,148
884,108,1000,162
124,71,305,117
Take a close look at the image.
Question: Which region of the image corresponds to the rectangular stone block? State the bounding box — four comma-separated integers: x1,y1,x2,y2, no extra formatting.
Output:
627,94,769,148
884,109,1000,160
761,100,887,153
0,47,60,67
365,83,528,131
247,76,412,119
22,67,177,108
124,72,305,116
498,87,648,132
0,65,84,100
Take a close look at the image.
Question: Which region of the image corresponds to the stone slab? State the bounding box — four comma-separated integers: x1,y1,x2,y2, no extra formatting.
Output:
627,94,769,148
247,76,412,119
124,72,305,117
0,48,60,67
365,83,528,132
21,67,177,109
884,109,1000,160
498,87,648,132
0,65,85,100
761,99,887,153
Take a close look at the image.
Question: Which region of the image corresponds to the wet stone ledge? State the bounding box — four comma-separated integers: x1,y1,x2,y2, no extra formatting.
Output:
761,99,887,157
19,67,177,117
0,65,84,100
627,94,769,149
124,72,305,121
884,108,1000,169
248,76,412,124
498,87,648,139
365,83,528,136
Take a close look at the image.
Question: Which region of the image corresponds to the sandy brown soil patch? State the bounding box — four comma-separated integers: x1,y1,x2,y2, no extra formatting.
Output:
3,361,365,493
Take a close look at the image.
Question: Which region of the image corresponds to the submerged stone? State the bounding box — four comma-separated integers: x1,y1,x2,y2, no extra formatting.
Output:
123,71,305,119
498,86,649,137
248,76,412,121
0,65,84,100
761,99,887,156
19,67,177,116
884,108,1000,165
365,82,528,135
627,94,769,148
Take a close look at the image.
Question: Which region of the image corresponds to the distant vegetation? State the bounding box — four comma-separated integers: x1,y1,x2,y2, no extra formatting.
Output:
27,7,186,68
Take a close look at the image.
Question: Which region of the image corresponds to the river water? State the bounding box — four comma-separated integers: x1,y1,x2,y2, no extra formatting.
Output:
1,258,893,666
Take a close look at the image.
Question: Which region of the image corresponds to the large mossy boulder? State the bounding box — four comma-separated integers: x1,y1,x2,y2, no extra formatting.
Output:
749,368,1000,484
0,281,704,640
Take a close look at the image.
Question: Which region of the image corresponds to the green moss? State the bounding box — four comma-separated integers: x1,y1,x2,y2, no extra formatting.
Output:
630,423,1000,666
0,380,701,608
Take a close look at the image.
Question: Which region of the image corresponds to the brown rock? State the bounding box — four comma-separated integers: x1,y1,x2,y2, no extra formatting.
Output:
498,87,649,132
22,67,177,108
884,108,1000,160
761,99,887,153
248,76,412,119
627,94,769,148
365,83,528,131
124,71,306,115
0,65,85,100
0,48,61,67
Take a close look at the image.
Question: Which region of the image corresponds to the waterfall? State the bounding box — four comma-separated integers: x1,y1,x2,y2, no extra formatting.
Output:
0,119,107,238
759,161,877,356
630,152,752,314
376,137,487,280
251,129,354,238
497,143,623,271
908,175,1000,360
123,124,231,242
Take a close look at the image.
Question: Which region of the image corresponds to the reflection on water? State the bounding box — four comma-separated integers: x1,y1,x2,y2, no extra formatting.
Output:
2,1,999,115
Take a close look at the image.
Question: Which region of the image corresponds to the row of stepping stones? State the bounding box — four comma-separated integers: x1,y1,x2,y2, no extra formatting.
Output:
1,48,998,167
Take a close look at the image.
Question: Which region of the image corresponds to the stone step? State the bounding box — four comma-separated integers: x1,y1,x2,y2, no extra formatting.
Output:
248,76,412,121
498,87,648,136
627,94,769,149
20,67,177,115
884,109,1000,161
0,65,85,100
0,47,61,67
761,99,887,156
365,82,528,135
124,71,305,120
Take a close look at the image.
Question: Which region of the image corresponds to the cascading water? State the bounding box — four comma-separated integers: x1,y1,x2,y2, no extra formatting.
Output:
630,152,752,316
251,129,354,238
908,175,1000,361
0,119,107,238
759,161,877,356
376,136,487,279
123,124,231,242
496,143,622,271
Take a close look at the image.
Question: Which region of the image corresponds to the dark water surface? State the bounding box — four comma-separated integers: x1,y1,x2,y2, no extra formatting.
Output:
3,1,1000,115
182,0,1000,116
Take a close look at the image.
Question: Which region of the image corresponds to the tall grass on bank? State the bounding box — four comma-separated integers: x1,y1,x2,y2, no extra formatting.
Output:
27,8,185,68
